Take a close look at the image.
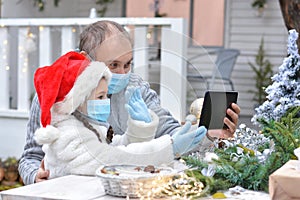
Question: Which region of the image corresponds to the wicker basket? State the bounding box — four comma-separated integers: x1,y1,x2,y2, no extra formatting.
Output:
96,165,177,198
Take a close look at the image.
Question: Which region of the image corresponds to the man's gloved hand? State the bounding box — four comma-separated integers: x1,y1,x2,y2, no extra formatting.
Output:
125,88,152,123
171,121,207,157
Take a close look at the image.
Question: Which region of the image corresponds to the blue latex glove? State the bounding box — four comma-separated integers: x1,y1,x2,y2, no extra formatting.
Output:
125,88,152,123
171,121,207,157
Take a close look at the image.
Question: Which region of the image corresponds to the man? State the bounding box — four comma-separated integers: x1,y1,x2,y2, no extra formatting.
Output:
19,20,240,185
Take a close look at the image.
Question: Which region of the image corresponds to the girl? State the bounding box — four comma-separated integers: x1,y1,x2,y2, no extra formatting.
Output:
34,51,205,178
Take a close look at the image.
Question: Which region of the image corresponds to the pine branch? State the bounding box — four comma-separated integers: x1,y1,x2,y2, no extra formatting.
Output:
184,106,300,194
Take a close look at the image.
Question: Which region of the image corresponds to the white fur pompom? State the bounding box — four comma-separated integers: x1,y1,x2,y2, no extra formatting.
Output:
34,125,60,145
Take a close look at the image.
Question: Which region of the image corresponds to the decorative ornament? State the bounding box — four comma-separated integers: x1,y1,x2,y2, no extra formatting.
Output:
232,124,271,152
25,29,37,53
189,98,204,119
201,164,216,177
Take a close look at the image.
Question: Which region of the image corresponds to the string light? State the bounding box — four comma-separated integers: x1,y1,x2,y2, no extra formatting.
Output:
25,27,37,53
1,28,8,72
121,172,205,199
153,173,204,199
16,27,35,75
146,32,152,39
21,51,28,73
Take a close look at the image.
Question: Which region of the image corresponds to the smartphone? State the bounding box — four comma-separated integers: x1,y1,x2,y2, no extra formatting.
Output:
198,91,238,130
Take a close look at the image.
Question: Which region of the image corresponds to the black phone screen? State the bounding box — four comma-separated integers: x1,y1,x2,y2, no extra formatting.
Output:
198,91,238,130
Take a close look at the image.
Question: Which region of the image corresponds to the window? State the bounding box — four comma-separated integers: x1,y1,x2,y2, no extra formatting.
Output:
191,0,224,46
126,0,225,47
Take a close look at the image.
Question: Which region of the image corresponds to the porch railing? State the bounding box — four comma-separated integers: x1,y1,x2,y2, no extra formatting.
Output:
0,18,187,121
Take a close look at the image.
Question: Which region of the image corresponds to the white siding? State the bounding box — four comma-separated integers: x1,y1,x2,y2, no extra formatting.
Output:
225,0,287,116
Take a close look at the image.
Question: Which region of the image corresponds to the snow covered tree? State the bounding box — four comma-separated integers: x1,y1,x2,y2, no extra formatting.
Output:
252,29,300,125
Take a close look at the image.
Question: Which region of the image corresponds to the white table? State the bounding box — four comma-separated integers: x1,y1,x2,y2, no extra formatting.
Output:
0,175,270,200
0,175,119,200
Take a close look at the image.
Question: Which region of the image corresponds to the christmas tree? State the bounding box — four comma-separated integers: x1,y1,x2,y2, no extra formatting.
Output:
252,29,300,125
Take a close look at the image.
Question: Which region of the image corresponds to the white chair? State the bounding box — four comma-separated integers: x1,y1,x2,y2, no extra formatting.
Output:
187,48,240,91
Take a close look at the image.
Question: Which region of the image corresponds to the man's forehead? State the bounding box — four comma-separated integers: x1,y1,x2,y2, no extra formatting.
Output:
106,52,133,63
104,32,131,45
96,36,132,61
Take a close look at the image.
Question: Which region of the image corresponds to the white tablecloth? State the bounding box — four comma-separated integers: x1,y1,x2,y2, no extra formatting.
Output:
0,175,270,200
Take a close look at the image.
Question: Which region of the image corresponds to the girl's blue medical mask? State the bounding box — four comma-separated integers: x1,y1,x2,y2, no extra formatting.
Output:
87,99,110,122
108,72,131,94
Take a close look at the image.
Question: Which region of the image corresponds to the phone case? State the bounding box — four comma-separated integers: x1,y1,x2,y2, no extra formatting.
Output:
198,91,238,130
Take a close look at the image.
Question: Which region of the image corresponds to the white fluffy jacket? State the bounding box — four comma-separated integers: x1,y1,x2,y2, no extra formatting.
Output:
34,111,174,179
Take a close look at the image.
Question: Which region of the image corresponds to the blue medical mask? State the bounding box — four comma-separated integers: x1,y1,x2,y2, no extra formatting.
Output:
87,99,110,122
108,72,131,94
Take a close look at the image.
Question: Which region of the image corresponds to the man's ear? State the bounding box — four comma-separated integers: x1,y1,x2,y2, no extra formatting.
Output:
80,51,87,56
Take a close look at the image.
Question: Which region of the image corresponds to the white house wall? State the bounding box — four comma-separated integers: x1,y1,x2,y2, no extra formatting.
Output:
224,0,288,116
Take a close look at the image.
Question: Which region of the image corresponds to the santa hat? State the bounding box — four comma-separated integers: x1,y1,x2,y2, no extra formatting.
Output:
34,51,111,130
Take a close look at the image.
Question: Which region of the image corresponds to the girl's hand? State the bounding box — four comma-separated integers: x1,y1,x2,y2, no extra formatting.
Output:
125,88,151,123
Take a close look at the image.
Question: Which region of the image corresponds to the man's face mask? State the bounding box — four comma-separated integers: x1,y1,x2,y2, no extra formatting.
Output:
87,99,110,122
108,72,131,94
85,53,131,94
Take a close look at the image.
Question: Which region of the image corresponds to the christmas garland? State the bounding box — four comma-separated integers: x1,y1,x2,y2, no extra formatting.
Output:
183,106,300,195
